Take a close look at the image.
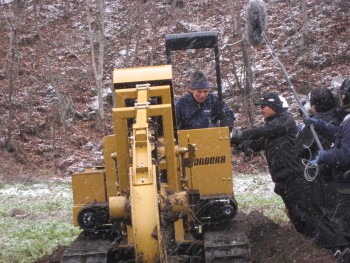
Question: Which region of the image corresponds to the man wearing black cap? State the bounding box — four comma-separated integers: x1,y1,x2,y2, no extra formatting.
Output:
175,70,234,130
231,91,313,237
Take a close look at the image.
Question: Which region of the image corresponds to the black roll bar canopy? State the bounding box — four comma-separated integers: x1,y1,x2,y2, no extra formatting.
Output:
165,31,223,105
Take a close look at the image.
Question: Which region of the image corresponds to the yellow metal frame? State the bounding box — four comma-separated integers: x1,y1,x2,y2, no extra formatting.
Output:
113,65,172,88
112,65,178,262
113,66,178,194
103,135,118,197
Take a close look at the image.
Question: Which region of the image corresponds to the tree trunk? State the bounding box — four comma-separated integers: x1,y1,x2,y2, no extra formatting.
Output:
149,16,158,66
85,0,105,120
124,3,133,68
228,0,255,127
4,0,22,151
240,38,255,127
301,0,310,46
33,0,60,98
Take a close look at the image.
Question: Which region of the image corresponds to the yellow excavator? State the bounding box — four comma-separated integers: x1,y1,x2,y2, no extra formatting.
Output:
62,31,251,262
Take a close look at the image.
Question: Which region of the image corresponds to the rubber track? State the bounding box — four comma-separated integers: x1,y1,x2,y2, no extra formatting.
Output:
61,232,112,263
203,220,251,263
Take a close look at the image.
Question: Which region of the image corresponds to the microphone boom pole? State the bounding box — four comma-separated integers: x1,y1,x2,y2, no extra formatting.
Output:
260,32,323,151
246,0,323,151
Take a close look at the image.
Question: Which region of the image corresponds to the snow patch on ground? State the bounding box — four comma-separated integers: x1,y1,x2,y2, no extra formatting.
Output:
0,183,71,198
234,173,276,198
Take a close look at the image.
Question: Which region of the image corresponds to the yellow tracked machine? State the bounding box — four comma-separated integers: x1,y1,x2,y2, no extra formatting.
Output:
62,31,251,263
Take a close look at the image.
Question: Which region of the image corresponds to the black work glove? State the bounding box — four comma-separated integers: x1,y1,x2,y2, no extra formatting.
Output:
230,129,243,145
238,140,254,156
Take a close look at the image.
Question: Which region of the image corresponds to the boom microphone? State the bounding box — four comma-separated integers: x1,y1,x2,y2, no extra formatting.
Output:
246,0,267,46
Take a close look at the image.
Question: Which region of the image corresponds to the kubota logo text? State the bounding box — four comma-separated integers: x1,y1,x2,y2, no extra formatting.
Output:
193,156,226,166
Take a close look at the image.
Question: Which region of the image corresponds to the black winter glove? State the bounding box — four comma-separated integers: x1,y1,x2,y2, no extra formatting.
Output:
230,129,243,145
238,140,254,156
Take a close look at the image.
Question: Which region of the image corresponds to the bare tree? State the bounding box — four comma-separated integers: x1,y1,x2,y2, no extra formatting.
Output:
123,1,149,67
241,38,255,127
85,0,105,122
227,0,255,127
301,0,310,46
33,0,60,98
124,3,134,68
131,17,143,68
149,13,161,66
4,0,22,151
34,0,75,127
33,0,77,166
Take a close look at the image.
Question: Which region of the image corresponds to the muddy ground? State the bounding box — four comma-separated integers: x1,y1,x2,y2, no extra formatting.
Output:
35,211,336,263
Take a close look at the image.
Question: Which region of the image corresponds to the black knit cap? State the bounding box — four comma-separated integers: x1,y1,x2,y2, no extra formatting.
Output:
254,92,283,112
191,70,211,89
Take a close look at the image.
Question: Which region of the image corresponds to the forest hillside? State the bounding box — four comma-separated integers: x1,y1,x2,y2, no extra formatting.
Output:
0,0,349,180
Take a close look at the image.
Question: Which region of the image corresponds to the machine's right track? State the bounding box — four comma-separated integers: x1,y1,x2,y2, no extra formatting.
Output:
203,220,251,263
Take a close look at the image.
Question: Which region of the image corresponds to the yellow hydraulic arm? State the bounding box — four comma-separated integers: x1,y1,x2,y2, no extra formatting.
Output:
130,84,164,262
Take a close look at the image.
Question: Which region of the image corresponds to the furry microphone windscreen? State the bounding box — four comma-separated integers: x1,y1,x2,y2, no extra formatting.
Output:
246,0,267,46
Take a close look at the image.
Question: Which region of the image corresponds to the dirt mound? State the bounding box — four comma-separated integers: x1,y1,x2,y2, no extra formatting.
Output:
35,211,336,263
240,211,336,263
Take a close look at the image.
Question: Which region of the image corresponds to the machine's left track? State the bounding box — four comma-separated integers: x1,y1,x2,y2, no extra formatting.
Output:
61,232,134,263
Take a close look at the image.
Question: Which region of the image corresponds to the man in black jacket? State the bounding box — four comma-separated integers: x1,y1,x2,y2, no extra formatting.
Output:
306,78,350,261
296,87,342,248
231,92,313,236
